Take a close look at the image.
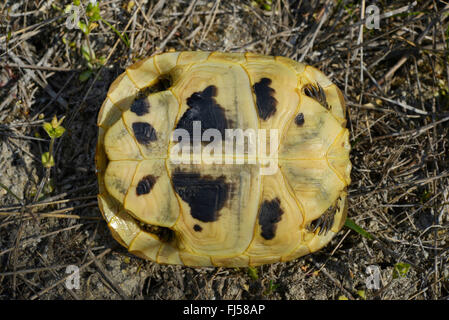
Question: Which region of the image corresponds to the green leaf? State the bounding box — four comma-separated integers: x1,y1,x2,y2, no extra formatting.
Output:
64,4,73,14
264,280,279,295
73,0,81,5
78,20,89,34
263,4,271,10
43,122,53,137
393,262,410,279
42,152,55,168
81,45,92,61
344,218,373,240
247,266,259,280
0,181,23,203
87,2,101,22
43,116,66,138
79,70,93,82
338,295,349,300
53,126,66,138
101,18,130,47
357,290,366,300
98,55,106,65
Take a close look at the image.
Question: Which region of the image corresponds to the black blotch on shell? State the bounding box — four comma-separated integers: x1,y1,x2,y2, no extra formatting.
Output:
132,122,157,145
172,171,229,223
136,175,157,196
295,113,305,126
258,198,284,240
175,85,228,139
130,97,150,116
193,224,202,232
253,78,278,120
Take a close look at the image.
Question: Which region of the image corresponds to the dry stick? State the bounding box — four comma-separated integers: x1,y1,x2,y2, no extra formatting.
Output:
0,63,78,72
299,1,332,62
0,195,97,212
134,0,152,25
369,7,445,91
7,51,68,109
0,213,100,224
358,0,372,144
0,265,71,277
87,249,130,300
428,8,443,297
198,0,221,47
0,223,85,257
29,248,112,300
311,230,355,298
33,73,77,119
311,259,355,300
6,136,41,162
0,201,99,218
409,275,447,300
36,184,96,204
128,5,138,63
156,0,198,53
365,94,429,115
231,26,303,51
36,252,80,300
349,171,449,198
1,132,47,142
0,185,97,214
372,115,449,141
148,0,166,21
9,210,25,298
1,29,42,56
0,182,23,205
371,235,425,273
63,7,138,134
0,14,64,42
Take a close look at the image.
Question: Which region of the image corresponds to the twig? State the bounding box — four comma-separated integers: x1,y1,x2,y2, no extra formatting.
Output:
299,2,332,62
156,0,198,53
29,248,112,300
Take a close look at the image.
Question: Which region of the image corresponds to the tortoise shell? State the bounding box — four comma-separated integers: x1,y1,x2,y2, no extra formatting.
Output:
96,51,351,267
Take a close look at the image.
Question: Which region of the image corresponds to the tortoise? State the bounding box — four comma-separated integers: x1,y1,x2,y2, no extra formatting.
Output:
95,51,351,267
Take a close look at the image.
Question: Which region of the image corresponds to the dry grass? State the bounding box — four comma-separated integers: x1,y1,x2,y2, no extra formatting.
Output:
0,0,448,300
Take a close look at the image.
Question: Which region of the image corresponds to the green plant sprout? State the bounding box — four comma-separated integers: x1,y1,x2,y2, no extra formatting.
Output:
251,0,272,11
42,115,66,168
393,262,411,279
247,266,259,280
344,218,373,240
263,280,279,295
66,1,129,81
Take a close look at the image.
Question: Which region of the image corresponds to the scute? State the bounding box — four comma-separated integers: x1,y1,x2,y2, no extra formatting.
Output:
104,119,143,160
128,231,162,261
243,58,299,131
279,95,344,160
169,163,261,258
104,160,138,202
154,52,180,74
126,56,159,89
245,170,303,260
122,90,179,159
107,73,138,111
97,51,351,267
279,159,346,223
124,160,180,227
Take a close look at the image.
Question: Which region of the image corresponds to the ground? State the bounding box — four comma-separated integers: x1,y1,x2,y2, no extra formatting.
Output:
0,0,448,300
